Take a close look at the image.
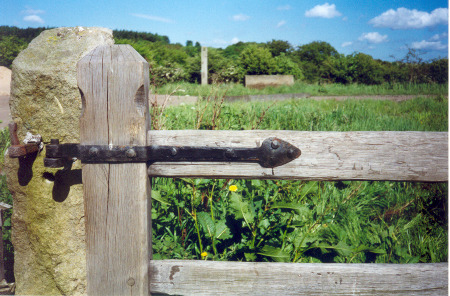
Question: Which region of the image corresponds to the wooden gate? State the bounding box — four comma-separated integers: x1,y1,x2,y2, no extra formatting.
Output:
75,45,447,295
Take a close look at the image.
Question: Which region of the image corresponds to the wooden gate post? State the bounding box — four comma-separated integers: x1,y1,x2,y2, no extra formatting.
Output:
201,46,208,85
78,45,151,295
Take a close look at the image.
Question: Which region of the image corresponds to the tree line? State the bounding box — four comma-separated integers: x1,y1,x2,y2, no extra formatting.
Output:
1,26,447,86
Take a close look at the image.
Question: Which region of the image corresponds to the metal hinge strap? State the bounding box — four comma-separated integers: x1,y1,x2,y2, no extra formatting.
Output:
44,137,301,169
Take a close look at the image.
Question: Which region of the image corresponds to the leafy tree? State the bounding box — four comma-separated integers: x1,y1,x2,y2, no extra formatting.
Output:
266,39,292,57
0,36,27,68
113,29,169,43
352,53,384,85
274,53,303,80
239,45,278,75
325,54,356,84
293,41,339,82
223,42,260,59
295,41,338,65
428,58,448,84
400,48,426,83
184,40,200,57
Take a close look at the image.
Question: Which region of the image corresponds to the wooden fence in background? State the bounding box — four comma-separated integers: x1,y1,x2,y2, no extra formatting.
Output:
77,44,447,295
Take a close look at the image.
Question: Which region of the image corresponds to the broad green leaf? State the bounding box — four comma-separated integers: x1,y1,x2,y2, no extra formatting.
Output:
229,192,255,226
215,220,232,240
258,245,290,262
151,190,171,205
197,212,215,238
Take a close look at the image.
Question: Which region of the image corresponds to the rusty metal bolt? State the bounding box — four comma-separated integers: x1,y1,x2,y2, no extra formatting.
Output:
125,148,137,158
271,139,280,149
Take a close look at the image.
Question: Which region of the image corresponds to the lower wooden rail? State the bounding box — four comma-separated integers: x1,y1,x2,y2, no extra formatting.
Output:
150,260,448,295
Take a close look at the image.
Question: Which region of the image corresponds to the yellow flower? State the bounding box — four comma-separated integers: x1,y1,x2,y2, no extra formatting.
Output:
201,252,208,257
229,185,238,192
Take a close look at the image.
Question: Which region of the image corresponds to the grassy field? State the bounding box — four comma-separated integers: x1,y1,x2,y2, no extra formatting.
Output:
0,86,447,269
151,94,448,263
153,82,448,97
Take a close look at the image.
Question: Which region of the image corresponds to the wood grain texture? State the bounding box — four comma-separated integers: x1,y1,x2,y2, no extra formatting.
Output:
150,260,448,296
79,44,151,296
147,130,448,182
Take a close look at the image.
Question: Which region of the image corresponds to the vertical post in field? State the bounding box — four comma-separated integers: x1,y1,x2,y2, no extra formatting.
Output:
201,46,208,85
78,45,151,295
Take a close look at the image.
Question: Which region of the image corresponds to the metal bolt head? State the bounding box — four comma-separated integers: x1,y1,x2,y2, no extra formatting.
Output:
88,147,99,157
170,147,178,156
127,277,135,286
125,148,137,158
225,148,235,159
271,139,280,150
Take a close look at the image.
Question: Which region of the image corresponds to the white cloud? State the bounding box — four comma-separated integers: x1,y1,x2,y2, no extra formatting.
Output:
22,8,45,15
130,13,174,23
277,5,292,11
369,7,448,29
358,32,388,44
23,15,44,24
231,37,240,44
233,14,250,21
305,3,342,19
22,6,45,24
277,20,286,28
411,40,447,50
341,41,353,47
430,32,448,41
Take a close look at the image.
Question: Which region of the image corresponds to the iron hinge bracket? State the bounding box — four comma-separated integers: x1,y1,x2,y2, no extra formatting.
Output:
44,137,301,169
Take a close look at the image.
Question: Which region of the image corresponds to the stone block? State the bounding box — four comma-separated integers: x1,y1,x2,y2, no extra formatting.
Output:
244,75,294,89
6,27,114,295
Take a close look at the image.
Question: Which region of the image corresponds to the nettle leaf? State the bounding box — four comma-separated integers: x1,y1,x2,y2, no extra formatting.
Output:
318,241,353,257
244,252,257,261
152,190,171,206
258,245,290,262
215,220,232,240
197,212,215,238
300,181,318,198
229,192,255,226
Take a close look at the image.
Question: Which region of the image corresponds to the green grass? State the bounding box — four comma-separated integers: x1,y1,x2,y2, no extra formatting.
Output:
152,95,448,263
160,96,448,132
153,82,448,97
0,88,447,268
0,127,13,281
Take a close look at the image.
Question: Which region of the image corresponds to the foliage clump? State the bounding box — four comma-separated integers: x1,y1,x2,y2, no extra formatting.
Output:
1,26,447,86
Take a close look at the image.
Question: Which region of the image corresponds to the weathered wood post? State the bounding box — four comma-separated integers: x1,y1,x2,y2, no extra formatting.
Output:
78,45,151,295
201,46,208,85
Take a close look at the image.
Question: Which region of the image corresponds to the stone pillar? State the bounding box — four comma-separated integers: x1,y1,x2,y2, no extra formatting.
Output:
5,27,113,295
201,46,208,85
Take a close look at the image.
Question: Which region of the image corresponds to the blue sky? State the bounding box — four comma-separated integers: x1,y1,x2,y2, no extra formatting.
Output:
1,0,448,61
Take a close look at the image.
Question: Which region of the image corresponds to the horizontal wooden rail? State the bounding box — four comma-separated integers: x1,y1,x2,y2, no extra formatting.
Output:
148,130,448,182
150,260,448,295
